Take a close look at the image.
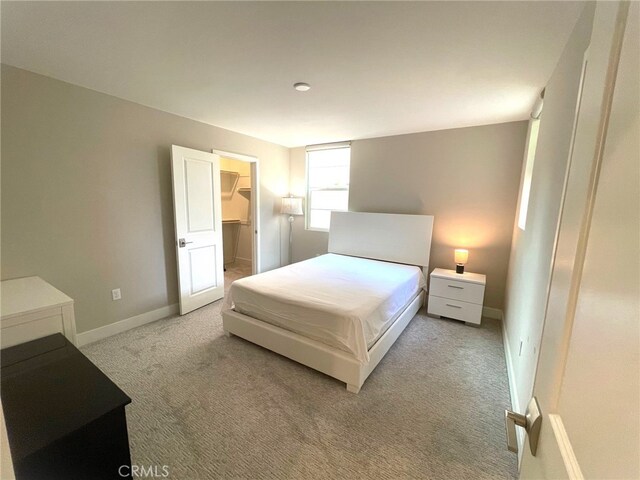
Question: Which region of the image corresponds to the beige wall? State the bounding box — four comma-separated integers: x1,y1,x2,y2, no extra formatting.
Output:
1,65,290,334
290,121,528,310
502,3,594,416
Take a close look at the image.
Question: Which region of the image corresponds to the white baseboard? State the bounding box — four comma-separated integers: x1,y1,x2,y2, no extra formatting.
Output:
233,257,252,266
77,303,178,347
501,317,525,456
482,306,503,320
501,320,519,410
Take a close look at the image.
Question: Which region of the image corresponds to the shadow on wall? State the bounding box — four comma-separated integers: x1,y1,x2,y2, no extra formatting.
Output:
157,146,179,305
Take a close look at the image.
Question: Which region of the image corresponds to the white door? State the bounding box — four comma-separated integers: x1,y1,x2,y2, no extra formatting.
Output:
515,2,639,477
171,145,224,314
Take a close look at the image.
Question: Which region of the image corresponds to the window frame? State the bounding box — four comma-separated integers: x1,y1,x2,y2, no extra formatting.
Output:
517,118,541,231
305,143,351,232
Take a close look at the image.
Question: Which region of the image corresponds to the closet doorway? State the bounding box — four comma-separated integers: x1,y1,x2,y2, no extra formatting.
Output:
213,149,260,286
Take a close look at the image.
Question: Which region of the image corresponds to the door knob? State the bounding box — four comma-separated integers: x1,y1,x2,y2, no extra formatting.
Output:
505,396,542,456
178,238,193,248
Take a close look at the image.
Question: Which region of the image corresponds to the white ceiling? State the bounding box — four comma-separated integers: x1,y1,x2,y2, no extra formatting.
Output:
1,1,583,148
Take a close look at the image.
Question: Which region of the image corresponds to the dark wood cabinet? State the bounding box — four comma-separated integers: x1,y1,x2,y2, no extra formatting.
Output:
1,334,132,479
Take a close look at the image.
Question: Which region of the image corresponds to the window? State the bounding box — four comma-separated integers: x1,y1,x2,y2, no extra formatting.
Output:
517,119,540,230
306,143,351,231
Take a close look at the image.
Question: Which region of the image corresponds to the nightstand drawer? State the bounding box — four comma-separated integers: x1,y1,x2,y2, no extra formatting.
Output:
427,295,483,324
430,277,485,304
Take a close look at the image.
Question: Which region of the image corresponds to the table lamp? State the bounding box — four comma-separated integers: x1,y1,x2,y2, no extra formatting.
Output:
455,249,468,274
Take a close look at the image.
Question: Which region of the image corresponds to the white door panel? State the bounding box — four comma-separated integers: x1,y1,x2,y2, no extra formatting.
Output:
189,245,219,294
515,2,638,478
171,145,224,314
185,159,216,232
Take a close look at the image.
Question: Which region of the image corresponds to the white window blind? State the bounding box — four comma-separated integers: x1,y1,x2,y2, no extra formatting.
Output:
306,144,351,231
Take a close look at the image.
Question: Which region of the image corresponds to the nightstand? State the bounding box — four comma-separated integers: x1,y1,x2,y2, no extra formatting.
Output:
427,268,486,325
1,334,132,479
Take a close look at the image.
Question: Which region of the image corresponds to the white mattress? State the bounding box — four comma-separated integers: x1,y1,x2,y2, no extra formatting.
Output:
222,253,425,364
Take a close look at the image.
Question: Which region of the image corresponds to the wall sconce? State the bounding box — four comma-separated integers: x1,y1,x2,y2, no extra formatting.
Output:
281,196,304,264
454,249,469,274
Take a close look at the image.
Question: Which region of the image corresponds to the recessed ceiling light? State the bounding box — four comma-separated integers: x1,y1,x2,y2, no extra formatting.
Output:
293,82,311,92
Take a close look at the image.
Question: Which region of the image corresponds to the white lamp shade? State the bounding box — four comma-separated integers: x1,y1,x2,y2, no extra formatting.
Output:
454,249,469,264
281,197,303,215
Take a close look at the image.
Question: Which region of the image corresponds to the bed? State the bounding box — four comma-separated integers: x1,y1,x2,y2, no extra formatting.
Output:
222,211,434,393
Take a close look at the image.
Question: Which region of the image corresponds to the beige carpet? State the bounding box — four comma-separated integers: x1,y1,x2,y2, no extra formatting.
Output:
83,268,517,479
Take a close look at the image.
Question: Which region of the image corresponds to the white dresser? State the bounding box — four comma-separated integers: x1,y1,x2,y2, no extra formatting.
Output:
1,276,77,348
427,268,486,325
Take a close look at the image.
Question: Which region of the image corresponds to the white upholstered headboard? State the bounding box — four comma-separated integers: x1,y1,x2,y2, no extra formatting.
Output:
328,211,434,267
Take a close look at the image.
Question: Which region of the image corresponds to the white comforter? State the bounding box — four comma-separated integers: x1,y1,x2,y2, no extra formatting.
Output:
222,253,425,364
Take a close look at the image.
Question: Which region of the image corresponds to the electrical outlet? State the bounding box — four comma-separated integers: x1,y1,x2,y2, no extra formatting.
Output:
112,288,122,301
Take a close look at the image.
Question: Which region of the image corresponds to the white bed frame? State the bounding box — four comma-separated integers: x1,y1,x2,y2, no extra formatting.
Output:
222,211,434,393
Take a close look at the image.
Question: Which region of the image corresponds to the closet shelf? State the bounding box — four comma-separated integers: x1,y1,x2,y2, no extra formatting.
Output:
222,219,241,224
237,187,251,199
220,170,240,198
